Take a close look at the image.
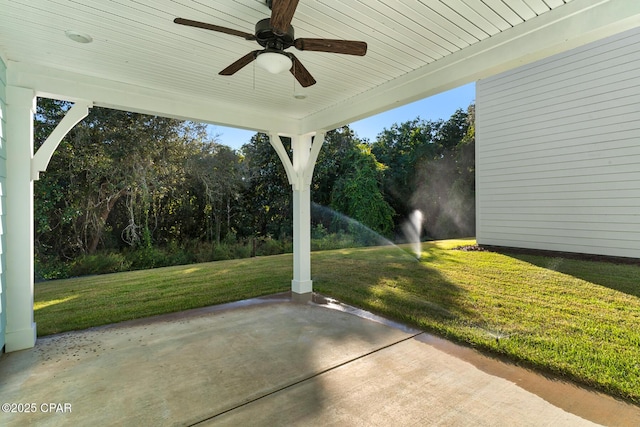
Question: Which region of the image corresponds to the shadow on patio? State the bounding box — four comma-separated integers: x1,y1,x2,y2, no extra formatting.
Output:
1,294,412,426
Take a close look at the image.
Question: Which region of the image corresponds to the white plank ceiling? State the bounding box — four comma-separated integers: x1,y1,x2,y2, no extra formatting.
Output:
1,0,639,134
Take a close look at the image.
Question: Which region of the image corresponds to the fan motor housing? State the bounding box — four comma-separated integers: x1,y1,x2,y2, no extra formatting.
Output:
255,18,295,49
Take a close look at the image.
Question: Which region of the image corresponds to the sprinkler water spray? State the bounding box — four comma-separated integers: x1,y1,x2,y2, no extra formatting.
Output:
401,210,424,259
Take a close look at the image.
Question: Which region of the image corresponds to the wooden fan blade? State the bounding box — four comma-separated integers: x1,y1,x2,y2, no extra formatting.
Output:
219,51,260,75
294,38,367,56
270,0,299,35
174,17,256,41
289,54,316,87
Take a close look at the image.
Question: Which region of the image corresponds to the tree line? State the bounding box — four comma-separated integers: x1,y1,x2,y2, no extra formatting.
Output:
34,99,474,279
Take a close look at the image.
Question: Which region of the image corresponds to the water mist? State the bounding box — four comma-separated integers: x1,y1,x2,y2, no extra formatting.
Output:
401,210,423,259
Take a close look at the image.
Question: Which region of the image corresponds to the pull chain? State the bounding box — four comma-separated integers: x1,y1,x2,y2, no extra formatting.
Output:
291,57,297,95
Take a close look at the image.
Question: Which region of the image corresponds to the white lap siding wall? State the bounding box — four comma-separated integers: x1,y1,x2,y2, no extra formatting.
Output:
0,56,7,350
476,26,640,259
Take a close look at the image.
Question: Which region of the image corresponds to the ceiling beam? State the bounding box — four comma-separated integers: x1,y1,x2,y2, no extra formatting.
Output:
7,61,300,135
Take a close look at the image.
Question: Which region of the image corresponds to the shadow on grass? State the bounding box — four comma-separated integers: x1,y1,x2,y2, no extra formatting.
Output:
501,251,640,299
311,245,473,335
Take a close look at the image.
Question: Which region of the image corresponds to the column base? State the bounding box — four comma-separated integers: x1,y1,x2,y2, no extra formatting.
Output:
290,292,313,304
291,279,312,295
5,322,37,352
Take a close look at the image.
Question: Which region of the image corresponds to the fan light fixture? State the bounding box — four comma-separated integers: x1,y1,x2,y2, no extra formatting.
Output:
256,51,292,74
173,0,367,87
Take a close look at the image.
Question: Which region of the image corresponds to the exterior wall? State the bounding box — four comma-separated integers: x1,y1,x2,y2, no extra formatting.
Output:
476,27,640,258
0,57,7,350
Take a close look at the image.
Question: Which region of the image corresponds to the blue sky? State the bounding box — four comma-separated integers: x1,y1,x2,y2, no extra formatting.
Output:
210,82,475,150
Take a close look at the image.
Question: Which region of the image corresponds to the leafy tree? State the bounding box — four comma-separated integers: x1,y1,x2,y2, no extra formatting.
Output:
434,108,469,152
312,126,360,208
371,105,475,238
187,143,242,243
417,106,475,238
34,97,476,278
450,104,476,236
34,102,202,256
239,126,395,239
238,133,292,239
371,118,439,221
34,99,80,263
329,143,395,236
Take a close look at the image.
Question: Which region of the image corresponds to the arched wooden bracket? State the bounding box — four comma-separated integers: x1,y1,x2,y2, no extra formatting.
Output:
31,101,92,181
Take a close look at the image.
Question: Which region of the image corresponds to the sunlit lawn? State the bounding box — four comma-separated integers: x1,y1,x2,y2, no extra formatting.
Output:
35,238,640,403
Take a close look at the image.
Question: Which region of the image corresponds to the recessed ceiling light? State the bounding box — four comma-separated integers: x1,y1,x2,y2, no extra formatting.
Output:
294,93,307,100
65,30,93,44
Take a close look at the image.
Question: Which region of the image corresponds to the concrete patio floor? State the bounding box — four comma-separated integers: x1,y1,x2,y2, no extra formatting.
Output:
1,293,639,426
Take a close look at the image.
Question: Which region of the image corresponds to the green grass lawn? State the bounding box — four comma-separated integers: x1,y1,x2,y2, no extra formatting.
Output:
35,238,640,403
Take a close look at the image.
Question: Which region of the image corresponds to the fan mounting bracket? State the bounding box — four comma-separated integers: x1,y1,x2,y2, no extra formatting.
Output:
255,18,295,50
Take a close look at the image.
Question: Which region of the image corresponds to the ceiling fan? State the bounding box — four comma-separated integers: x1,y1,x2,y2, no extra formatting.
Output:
174,0,367,87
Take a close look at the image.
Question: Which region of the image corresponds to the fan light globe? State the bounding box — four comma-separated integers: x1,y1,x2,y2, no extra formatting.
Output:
256,51,292,74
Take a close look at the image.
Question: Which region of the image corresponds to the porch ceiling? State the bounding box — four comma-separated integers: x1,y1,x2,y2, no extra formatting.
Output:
1,0,640,135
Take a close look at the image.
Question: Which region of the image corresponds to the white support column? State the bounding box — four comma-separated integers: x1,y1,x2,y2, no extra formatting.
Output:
5,86,36,351
291,134,313,294
269,131,325,295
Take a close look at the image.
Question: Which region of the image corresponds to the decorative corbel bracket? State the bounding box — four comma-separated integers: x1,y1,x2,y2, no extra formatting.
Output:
268,131,326,191
31,101,92,181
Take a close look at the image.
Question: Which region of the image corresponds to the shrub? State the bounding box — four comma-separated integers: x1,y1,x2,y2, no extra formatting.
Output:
312,231,359,251
312,223,329,239
255,237,284,256
70,253,131,276
212,243,232,261
165,240,195,265
231,242,253,259
188,241,215,264
35,255,72,281
38,236,297,279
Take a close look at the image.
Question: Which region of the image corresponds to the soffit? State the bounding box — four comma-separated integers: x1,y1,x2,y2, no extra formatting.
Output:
1,0,639,133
